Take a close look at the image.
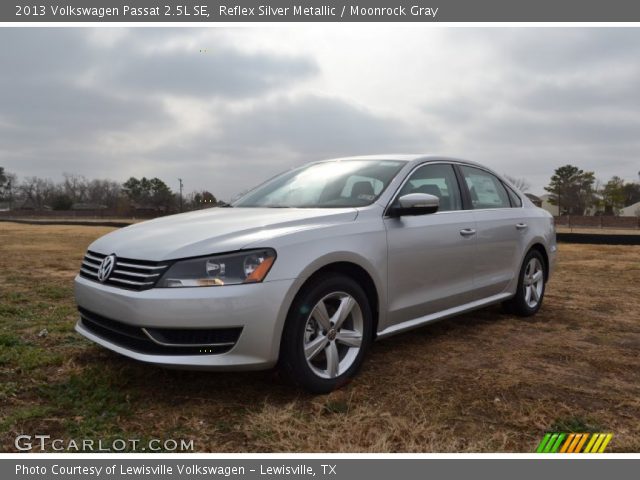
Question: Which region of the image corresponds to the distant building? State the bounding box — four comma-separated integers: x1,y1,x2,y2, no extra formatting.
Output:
524,193,542,207
71,203,107,210
539,194,559,216
538,194,600,216
620,201,640,217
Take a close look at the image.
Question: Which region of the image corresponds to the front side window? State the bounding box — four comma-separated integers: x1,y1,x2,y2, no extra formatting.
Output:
460,166,511,209
233,160,405,208
396,163,462,211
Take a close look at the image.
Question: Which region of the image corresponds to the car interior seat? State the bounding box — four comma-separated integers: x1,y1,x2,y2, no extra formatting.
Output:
414,184,448,211
351,181,375,202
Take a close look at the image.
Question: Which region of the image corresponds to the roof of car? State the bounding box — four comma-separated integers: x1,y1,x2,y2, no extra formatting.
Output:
323,154,429,162
321,154,483,167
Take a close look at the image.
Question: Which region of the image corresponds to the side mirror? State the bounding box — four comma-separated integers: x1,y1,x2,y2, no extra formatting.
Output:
389,193,439,217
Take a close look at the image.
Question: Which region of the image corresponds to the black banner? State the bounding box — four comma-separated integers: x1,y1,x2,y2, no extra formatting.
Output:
3,459,640,480
4,0,640,22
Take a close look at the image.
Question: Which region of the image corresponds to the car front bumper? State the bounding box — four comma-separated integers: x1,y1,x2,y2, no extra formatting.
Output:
74,274,295,370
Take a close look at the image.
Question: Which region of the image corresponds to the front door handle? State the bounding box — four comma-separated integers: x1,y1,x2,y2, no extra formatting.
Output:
515,223,528,230
459,228,476,237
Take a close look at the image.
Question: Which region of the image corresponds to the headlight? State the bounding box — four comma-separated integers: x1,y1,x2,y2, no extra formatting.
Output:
157,249,276,287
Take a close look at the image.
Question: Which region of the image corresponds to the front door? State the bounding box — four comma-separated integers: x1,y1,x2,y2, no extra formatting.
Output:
385,163,477,327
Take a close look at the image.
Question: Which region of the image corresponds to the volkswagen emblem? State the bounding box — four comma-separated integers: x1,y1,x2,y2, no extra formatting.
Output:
97,254,116,282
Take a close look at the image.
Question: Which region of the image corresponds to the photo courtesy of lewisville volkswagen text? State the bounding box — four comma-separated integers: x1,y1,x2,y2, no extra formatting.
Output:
15,463,323,476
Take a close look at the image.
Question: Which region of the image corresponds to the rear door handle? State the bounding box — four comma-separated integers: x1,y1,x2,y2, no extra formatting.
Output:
459,228,476,237
515,223,528,230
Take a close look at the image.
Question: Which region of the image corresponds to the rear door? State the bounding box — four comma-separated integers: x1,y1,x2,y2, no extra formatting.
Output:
384,163,477,326
458,165,526,299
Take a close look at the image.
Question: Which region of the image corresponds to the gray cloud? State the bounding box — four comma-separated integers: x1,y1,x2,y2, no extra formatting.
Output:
2,27,640,199
127,94,430,199
516,77,640,113
0,29,90,82
106,48,318,98
0,28,324,195
220,95,429,156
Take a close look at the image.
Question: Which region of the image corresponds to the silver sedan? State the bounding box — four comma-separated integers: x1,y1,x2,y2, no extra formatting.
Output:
75,155,556,393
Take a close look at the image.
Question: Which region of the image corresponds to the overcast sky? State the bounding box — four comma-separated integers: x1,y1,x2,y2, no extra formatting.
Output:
1,27,639,199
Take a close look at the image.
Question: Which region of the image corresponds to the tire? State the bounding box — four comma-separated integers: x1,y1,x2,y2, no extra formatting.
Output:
503,249,547,317
279,273,373,394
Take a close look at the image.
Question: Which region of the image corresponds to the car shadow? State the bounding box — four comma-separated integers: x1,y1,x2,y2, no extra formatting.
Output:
69,303,531,406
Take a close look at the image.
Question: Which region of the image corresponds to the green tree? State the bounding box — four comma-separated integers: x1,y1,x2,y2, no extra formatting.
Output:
122,177,175,211
544,165,596,215
122,177,147,203
190,190,217,208
51,193,74,211
622,182,640,207
148,177,174,209
599,176,626,215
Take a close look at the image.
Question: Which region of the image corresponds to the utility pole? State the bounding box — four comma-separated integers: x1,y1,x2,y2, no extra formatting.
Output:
178,178,183,213
7,179,12,211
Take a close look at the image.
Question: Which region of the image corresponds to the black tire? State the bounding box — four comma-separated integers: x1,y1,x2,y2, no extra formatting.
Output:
503,249,547,317
279,273,373,394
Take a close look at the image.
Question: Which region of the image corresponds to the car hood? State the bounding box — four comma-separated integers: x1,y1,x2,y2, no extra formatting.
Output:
89,207,358,261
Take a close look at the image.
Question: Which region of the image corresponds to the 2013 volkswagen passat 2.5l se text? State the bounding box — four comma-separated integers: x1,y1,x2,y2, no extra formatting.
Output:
75,155,556,393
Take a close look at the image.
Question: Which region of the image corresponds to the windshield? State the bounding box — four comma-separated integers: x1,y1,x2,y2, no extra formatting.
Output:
233,160,405,208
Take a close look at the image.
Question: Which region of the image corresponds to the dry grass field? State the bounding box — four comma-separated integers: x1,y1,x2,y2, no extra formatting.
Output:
0,222,639,452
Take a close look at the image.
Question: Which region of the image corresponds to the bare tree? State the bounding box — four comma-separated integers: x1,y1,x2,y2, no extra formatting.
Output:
62,173,89,203
504,175,531,193
86,179,121,208
18,176,56,209
0,168,17,206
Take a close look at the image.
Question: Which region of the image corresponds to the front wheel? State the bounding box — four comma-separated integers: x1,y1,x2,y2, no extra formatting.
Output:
280,274,373,394
503,249,547,317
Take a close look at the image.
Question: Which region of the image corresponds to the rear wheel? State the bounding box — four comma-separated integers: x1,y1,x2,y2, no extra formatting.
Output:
280,274,373,393
503,249,546,317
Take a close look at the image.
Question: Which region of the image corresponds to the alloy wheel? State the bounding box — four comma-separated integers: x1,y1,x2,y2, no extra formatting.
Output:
303,291,364,379
523,257,544,308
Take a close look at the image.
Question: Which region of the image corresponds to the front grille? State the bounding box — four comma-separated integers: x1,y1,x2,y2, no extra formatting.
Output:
79,250,169,291
78,307,242,356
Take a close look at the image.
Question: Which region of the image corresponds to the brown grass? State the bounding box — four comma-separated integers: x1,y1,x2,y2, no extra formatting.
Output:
0,222,639,452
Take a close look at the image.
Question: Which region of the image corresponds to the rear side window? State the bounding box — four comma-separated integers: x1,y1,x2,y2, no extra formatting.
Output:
460,166,511,209
505,185,523,207
397,163,462,211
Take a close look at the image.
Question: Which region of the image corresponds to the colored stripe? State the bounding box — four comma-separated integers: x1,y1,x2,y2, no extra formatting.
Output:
597,434,613,453
537,432,613,454
550,433,566,453
560,433,575,453
567,433,582,453
584,433,599,453
574,433,589,453
544,434,559,453
591,433,606,453
536,433,552,453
